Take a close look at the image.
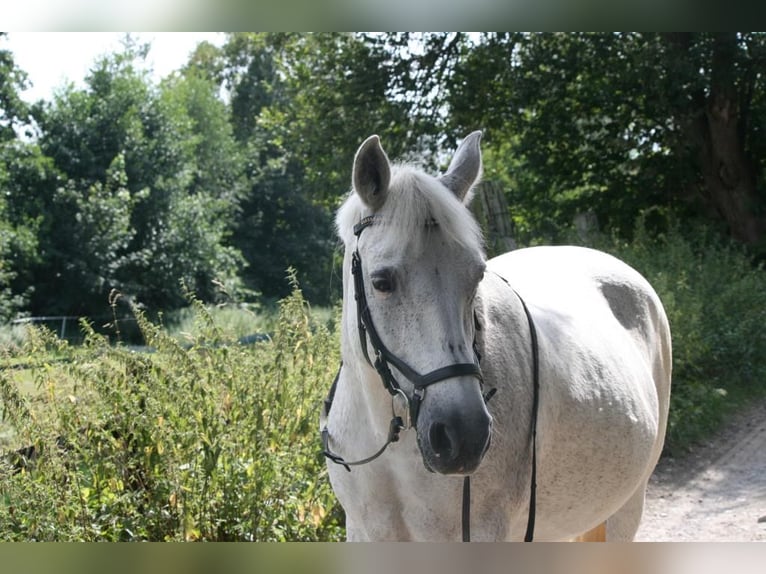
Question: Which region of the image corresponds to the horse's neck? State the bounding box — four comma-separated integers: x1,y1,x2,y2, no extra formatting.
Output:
338,316,397,429
475,272,538,429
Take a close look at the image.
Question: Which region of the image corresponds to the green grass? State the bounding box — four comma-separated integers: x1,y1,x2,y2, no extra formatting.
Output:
162,303,278,343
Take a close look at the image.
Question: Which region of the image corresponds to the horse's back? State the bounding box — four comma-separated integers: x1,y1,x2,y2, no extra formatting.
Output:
489,246,657,311
485,245,672,540
489,245,670,359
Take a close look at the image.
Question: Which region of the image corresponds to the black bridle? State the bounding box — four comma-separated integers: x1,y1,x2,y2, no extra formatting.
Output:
350,215,486,426
321,214,540,542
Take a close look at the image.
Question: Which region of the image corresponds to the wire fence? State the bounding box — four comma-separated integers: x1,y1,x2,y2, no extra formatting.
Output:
7,315,271,349
10,315,139,344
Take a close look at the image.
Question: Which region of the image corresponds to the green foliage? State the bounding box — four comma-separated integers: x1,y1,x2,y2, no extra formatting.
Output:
0,279,343,541
0,143,41,320
37,154,134,315
0,33,30,142
232,133,334,305
220,34,343,303
584,216,766,454
0,215,34,322
448,33,766,243
23,43,245,315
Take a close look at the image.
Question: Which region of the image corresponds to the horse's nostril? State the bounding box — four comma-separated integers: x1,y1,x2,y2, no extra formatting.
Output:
420,411,492,475
429,422,455,460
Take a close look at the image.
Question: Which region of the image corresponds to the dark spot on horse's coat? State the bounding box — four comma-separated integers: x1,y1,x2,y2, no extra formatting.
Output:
599,280,643,331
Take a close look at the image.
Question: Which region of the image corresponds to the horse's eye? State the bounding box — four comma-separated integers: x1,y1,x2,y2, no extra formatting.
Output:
371,272,395,293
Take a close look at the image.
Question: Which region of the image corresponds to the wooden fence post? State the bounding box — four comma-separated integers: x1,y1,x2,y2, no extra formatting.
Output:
471,181,516,255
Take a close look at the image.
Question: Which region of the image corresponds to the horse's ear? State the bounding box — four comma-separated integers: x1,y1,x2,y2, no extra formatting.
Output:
439,131,483,204
353,135,391,211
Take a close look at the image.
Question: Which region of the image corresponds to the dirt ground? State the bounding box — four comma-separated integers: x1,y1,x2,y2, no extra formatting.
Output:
635,395,766,541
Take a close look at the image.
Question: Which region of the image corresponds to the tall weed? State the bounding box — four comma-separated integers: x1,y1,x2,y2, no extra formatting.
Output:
0,276,343,541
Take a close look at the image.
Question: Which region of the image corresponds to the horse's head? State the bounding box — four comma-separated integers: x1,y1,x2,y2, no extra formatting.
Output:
337,132,492,475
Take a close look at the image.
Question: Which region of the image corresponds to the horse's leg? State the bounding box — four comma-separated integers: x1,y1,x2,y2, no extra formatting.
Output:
572,478,648,542
574,522,606,542
604,479,649,541
344,516,370,541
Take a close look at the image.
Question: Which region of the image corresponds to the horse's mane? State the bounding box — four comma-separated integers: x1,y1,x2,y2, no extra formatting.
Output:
336,164,485,256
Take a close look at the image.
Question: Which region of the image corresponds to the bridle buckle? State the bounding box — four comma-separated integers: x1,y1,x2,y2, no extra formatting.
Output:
391,388,412,430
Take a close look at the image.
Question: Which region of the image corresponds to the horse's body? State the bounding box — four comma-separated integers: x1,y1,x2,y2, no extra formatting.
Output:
322,132,671,541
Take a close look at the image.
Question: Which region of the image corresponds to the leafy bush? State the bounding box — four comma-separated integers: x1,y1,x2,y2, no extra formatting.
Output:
0,276,343,541
586,216,766,454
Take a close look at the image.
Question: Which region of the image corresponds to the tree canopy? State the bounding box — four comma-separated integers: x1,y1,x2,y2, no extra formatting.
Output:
0,32,764,323
447,33,766,245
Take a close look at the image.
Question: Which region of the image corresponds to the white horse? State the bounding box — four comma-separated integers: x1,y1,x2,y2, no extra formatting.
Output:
321,131,672,541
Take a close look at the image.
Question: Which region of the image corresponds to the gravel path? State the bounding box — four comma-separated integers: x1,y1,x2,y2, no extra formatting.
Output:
635,395,766,541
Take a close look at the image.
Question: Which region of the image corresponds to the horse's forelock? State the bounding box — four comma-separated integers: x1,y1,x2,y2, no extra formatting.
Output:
336,165,484,255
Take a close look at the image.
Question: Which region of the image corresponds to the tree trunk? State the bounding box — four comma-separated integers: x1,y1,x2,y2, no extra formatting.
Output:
699,91,763,244
699,34,764,244
665,33,765,246
472,181,516,254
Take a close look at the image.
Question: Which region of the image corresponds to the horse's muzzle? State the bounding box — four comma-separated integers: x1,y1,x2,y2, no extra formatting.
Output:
417,401,492,475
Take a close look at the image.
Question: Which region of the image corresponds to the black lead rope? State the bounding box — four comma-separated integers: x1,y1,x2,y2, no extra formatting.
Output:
321,415,404,472
462,476,471,542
